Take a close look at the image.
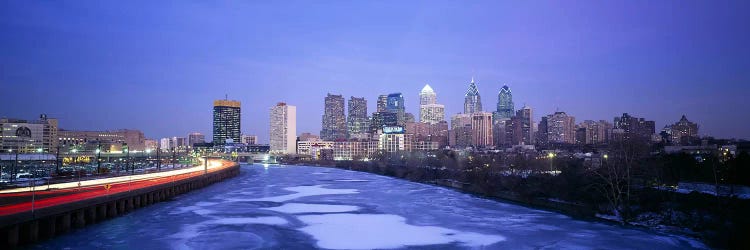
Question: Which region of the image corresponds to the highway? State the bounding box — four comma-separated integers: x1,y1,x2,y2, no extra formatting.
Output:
0,159,232,216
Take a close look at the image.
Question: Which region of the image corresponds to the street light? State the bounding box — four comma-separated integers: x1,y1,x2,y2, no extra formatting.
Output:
548,152,556,172
95,146,101,174
71,148,82,190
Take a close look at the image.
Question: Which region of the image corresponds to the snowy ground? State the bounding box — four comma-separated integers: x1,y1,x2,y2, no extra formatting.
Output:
33,164,707,249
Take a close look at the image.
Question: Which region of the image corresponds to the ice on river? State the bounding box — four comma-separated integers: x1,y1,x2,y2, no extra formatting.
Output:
298,213,505,249
33,164,707,250
261,203,360,214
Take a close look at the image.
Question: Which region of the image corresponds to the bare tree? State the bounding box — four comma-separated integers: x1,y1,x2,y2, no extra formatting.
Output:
591,138,648,224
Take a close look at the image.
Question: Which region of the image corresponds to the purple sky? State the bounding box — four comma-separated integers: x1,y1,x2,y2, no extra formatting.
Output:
1,1,749,142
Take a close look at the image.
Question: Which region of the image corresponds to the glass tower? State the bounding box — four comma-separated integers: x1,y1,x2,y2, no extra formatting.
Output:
213,99,241,144
464,78,482,114
496,85,514,119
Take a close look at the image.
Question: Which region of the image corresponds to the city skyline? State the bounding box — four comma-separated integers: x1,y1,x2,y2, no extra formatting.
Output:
2,2,749,142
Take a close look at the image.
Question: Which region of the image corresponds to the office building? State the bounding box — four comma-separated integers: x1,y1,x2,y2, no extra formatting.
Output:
213,99,241,144
386,93,407,126
376,95,388,112
241,134,258,145
188,132,205,147
0,114,58,153
450,113,473,148
270,102,297,154
471,112,494,147
464,78,482,114
321,94,347,141
299,132,320,142
614,113,655,142
544,111,576,144
419,84,445,124
662,115,699,145
59,129,145,152
144,139,157,151
347,96,370,139
495,85,514,119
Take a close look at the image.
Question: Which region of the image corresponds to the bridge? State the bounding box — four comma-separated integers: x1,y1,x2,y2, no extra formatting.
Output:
0,158,240,247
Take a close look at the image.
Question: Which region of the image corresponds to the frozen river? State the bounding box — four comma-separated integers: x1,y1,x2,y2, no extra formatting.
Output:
34,164,705,249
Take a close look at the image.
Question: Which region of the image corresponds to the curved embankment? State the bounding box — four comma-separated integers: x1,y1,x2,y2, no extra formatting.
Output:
0,160,240,248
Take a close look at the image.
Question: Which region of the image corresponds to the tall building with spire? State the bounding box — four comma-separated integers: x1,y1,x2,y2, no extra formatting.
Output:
321,93,347,141
419,84,445,124
464,78,482,114
213,99,241,144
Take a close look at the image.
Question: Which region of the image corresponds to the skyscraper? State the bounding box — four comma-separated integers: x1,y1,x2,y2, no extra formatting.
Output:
213,99,241,144
270,102,297,154
449,113,472,148
347,96,370,139
321,94,347,141
419,84,437,105
386,93,407,126
507,106,534,145
495,85,514,119
376,95,388,112
464,78,482,114
419,84,445,124
471,112,494,147
545,111,576,144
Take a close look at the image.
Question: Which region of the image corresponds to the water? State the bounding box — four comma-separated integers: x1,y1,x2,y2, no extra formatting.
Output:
33,164,705,249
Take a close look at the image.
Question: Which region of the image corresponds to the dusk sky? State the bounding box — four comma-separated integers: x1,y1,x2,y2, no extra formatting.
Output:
1,1,748,142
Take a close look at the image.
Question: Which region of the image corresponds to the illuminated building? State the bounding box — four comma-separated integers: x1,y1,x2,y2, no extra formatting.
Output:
241,134,257,145
614,113,655,142
0,114,58,153
495,85,514,119
270,102,297,154
471,112,494,147
464,77,482,114
213,99,241,145
188,132,206,146
144,139,158,151
59,129,144,152
297,140,335,159
378,126,412,153
386,93,407,126
450,113,472,148
661,115,699,145
419,84,445,124
543,111,576,144
578,120,612,145
321,93,347,141
347,96,370,139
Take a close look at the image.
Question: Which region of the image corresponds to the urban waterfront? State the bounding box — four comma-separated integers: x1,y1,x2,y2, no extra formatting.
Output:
34,164,704,250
